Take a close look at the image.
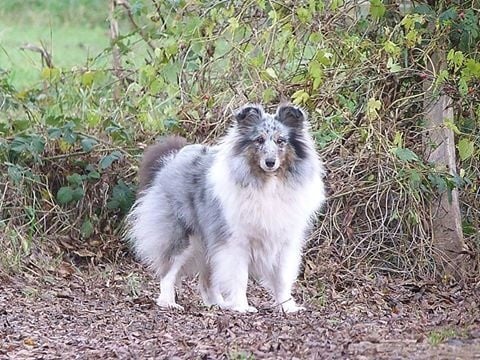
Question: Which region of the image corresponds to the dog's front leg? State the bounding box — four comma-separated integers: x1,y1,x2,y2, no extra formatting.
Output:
272,241,305,313
210,241,257,313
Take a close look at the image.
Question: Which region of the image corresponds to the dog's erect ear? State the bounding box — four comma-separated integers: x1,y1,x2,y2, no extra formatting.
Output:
276,104,306,128
234,104,263,127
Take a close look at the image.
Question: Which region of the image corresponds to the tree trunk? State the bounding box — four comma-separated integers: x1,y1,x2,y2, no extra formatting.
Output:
423,49,468,280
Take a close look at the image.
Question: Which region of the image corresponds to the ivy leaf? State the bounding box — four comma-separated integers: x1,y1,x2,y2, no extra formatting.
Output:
370,0,386,19
457,138,474,161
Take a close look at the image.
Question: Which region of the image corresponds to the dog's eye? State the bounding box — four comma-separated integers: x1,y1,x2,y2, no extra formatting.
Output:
277,138,286,145
255,136,265,145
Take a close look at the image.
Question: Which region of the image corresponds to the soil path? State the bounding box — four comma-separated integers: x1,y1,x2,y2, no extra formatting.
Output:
1,260,479,359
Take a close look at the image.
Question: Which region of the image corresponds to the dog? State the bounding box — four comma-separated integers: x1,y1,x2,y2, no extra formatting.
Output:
126,104,326,313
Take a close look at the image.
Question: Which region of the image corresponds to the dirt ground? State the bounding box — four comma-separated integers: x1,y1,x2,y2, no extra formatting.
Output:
1,258,479,359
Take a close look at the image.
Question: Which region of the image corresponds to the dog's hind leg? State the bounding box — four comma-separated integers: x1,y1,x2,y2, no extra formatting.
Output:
155,244,193,311
198,267,224,307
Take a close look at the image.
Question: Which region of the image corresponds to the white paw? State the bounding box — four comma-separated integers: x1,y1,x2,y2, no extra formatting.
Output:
233,305,258,313
156,297,184,311
281,301,305,313
224,304,258,313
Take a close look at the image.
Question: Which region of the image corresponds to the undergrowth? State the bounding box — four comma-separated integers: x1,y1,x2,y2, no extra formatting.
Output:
0,0,479,279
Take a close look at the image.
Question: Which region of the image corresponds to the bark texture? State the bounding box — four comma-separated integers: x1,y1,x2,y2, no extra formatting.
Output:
424,50,467,279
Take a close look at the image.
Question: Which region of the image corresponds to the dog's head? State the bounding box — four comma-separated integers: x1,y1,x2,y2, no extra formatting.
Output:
232,104,309,175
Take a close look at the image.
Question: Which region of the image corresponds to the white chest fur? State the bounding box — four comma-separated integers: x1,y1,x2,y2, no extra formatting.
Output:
208,155,325,244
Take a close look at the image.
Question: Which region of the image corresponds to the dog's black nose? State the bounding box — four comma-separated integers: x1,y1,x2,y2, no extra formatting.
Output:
265,159,276,168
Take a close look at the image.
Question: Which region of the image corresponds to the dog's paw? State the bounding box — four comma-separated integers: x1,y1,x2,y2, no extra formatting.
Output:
155,297,184,311
224,304,258,313
233,305,258,313
281,301,305,314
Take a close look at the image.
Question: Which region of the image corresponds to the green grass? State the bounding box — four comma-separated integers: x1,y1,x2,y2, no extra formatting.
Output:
0,0,149,89
427,328,466,346
0,23,109,89
0,0,113,89
0,0,107,26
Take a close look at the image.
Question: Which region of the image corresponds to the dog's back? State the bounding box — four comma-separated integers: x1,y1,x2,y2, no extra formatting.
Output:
137,136,187,192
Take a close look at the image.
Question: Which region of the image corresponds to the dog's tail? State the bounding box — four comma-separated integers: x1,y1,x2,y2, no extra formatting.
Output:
138,136,187,192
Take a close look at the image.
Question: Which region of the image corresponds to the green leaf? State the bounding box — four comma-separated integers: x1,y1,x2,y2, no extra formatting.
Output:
394,148,419,162
383,41,400,57
457,138,474,161
57,186,84,205
12,119,31,131
80,219,94,239
330,0,343,11
87,113,101,127
107,180,135,214
447,49,464,72
99,151,123,170
413,4,435,16
458,78,468,96
265,67,277,79
308,61,323,79
7,165,23,184
67,173,83,187
370,0,386,19
315,50,333,66
291,89,310,105
87,170,101,181
10,136,28,153
296,7,312,24
149,79,163,95
71,187,84,202
81,71,95,87
41,67,61,82
463,59,480,80
366,98,382,120
439,7,458,23
393,131,403,147
387,58,402,73
444,119,461,135
428,173,448,193
57,187,73,205
80,137,97,152
408,170,422,189
262,88,276,103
